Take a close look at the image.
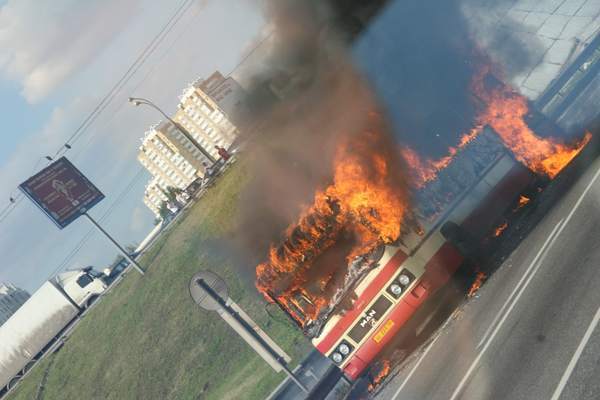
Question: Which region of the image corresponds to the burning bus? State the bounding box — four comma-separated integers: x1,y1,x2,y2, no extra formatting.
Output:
256,123,539,380
253,62,592,381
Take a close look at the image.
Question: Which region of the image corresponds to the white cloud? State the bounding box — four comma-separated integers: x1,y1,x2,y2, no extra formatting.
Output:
0,0,265,291
0,99,89,198
0,0,141,103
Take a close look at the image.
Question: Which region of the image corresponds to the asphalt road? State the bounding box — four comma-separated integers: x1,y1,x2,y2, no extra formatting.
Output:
266,350,335,400
374,149,600,400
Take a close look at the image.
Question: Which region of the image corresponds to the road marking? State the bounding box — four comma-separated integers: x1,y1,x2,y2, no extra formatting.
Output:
477,162,600,348
556,163,600,234
390,164,600,399
393,214,565,398
550,305,600,400
476,218,565,349
449,218,565,400
391,316,453,399
451,161,600,399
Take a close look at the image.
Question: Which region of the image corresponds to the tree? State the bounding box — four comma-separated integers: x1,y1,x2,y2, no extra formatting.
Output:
158,202,171,220
163,186,183,204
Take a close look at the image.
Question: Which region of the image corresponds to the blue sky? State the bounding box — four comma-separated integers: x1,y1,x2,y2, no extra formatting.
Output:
0,0,266,292
0,80,51,161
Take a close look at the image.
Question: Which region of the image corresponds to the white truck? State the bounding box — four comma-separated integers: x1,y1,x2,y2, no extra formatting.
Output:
0,269,106,395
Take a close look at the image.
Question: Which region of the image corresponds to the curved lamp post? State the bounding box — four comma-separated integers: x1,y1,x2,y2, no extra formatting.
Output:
128,96,216,164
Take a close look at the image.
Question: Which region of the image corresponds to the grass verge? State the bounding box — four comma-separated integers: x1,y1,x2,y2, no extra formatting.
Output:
8,160,309,400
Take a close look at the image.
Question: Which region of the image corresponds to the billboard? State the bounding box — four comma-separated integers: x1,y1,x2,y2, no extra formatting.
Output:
19,157,104,229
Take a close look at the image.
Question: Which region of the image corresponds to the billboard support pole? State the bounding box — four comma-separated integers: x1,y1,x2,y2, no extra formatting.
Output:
83,212,145,276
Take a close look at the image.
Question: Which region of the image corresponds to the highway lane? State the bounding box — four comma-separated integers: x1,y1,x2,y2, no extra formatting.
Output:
557,316,600,400
374,153,600,400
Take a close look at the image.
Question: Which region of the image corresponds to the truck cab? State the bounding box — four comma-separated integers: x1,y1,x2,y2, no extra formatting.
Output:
53,269,107,309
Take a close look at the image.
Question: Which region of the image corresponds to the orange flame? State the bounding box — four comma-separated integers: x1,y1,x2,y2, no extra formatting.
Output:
493,221,508,237
256,121,409,326
401,128,480,188
400,147,453,189
467,271,487,298
401,65,591,187
255,61,593,327
368,359,391,392
472,65,591,178
516,195,530,210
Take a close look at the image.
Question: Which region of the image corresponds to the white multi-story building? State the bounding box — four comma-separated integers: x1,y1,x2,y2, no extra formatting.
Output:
138,121,211,218
174,72,247,159
142,177,170,218
0,283,30,326
139,121,208,185
138,72,247,218
195,71,248,125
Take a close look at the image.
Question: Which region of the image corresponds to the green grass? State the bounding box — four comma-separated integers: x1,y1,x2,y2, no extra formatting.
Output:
8,160,310,400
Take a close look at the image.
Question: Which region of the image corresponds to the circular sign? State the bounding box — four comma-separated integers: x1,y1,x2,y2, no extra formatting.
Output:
189,271,229,311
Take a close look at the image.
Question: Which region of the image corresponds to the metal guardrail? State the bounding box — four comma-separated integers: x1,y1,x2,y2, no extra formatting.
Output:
535,33,600,120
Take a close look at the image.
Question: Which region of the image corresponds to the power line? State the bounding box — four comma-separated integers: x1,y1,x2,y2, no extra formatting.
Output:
55,0,196,156
71,0,206,163
0,0,195,225
0,155,62,223
0,194,25,225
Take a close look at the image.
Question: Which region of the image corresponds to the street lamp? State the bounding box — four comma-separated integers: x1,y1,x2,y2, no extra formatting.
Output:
128,96,216,164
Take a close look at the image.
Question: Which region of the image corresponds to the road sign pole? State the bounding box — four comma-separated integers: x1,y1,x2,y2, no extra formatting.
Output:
190,274,308,394
83,212,145,276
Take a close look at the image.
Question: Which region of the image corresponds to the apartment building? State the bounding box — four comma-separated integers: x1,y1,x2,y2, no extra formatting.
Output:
174,72,247,160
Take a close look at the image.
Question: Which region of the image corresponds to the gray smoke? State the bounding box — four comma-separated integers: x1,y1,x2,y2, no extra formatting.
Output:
221,0,545,279
351,0,546,157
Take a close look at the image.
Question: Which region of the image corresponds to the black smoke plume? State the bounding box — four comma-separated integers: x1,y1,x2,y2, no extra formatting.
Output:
224,0,543,281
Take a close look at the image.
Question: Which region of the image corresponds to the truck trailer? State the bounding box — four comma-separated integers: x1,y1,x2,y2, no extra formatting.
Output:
0,269,106,395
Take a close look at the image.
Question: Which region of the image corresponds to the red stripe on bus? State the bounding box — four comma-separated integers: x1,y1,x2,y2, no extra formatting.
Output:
407,241,463,308
315,249,407,354
343,242,463,380
344,295,416,380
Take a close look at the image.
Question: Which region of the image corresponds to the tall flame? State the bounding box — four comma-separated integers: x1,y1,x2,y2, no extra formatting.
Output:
472,65,591,178
401,65,591,186
255,61,592,328
400,128,479,188
256,120,409,325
